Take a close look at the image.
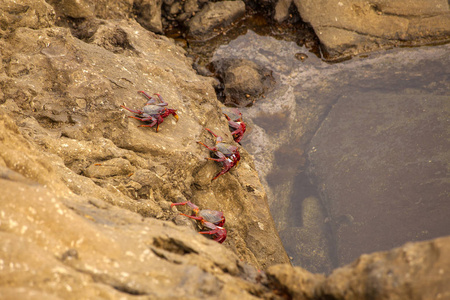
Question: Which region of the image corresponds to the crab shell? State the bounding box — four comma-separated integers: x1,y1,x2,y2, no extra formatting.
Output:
198,209,225,227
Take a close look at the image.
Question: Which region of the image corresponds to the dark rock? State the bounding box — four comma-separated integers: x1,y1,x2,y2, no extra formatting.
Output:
187,1,246,40
212,58,275,107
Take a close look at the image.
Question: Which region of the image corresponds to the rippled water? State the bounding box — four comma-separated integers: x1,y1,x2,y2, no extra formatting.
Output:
212,30,450,273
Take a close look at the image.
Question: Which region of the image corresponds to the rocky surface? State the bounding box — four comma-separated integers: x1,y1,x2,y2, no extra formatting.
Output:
213,30,450,273
287,0,450,59
1,0,450,298
187,1,246,40
308,91,450,267
0,0,289,275
269,0,450,59
268,236,450,300
212,58,275,107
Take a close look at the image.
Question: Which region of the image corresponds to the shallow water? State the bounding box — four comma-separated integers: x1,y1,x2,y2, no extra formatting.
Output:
211,30,450,273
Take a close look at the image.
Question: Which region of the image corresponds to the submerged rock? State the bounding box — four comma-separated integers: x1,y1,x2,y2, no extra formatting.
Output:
308,91,450,266
212,58,275,107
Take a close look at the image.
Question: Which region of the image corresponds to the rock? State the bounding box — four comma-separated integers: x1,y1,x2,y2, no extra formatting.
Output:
213,30,450,273
0,174,276,299
84,158,135,178
289,0,450,60
269,236,450,300
0,0,289,274
308,91,450,267
0,0,55,34
321,236,450,300
46,0,134,20
267,264,325,299
134,0,164,33
212,58,275,107
274,0,293,23
187,1,246,40
279,196,333,274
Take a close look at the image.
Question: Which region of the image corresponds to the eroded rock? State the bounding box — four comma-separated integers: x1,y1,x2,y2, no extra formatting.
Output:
290,0,450,59
0,1,288,273
187,1,246,40
212,58,275,107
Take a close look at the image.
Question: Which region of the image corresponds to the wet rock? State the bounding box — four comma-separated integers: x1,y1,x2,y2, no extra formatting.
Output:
213,30,450,273
308,91,450,267
212,58,275,107
187,1,246,40
290,0,450,60
279,196,333,274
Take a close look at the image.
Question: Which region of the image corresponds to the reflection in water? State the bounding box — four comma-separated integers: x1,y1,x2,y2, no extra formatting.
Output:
213,30,450,273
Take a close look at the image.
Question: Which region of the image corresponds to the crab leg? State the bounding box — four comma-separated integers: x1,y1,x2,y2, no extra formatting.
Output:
128,116,154,122
180,213,204,221
171,201,200,213
121,105,143,115
139,91,168,106
197,141,217,152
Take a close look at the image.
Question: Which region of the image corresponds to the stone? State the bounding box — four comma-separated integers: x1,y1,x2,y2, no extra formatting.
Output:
0,0,55,34
46,0,134,20
274,0,293,23
290,0,450,60
269,237,450,300
267,264,325,299
212,58,275,107
0,3,288,273
321,237,450,300
187,1,246,40
308,92,450,266
134,0,164,33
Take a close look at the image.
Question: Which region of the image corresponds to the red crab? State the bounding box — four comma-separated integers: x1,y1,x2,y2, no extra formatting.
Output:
197,128,240,181
222,107,246,144
171,201,227,243
120,91,179,132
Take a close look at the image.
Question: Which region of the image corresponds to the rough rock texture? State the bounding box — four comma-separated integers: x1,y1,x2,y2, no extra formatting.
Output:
134,0,164,33
46,0,134,20
273,0,450,59
268,236,450,300
0,1,289,276
0,167,274,299
308,92,450,266
187,1,246,40
212,58,275,107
